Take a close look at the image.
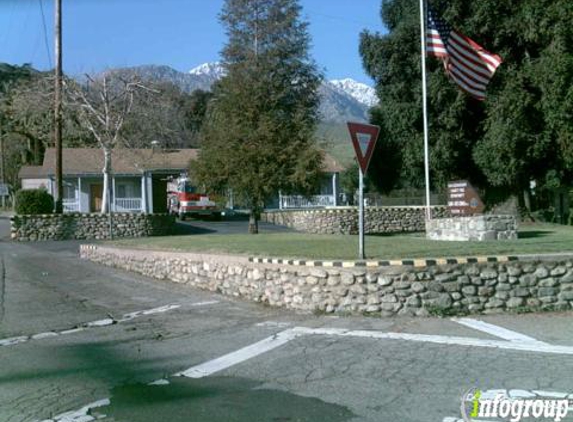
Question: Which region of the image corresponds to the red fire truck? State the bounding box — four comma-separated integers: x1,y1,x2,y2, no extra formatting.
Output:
167,176,221,220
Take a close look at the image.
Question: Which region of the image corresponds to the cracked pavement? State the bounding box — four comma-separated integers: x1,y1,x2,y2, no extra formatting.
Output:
0,219,572,422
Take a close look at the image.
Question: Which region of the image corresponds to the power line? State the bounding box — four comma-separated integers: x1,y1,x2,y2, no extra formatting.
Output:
38,0,53,68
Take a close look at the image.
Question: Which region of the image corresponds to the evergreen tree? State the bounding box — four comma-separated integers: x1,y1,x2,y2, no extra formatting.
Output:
193,0,323,233
360,0,573,208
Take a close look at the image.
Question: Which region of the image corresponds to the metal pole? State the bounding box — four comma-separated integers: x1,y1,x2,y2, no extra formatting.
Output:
419,0,431,221
54,0,63,213
358,167,365,260
0,133,5,209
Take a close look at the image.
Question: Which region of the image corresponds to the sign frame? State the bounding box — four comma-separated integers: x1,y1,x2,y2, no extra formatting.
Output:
347,122,380,174
447,180,485,216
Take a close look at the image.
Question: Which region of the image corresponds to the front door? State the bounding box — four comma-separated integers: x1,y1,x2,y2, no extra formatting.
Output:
90,184,103,212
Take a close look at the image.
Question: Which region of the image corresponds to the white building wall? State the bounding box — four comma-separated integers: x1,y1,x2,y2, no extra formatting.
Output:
21,178,50,190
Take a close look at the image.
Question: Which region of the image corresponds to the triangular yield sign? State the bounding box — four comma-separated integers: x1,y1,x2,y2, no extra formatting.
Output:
347,122,380,173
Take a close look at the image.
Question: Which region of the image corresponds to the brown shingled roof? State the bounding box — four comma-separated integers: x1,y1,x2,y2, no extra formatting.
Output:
18,165,48,179
20,148,344,179
41,148,199,176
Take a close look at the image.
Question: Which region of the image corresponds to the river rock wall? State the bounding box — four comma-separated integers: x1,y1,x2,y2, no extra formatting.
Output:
11,213,175,241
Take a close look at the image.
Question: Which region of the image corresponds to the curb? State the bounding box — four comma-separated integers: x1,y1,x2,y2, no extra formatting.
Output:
248,255,520,268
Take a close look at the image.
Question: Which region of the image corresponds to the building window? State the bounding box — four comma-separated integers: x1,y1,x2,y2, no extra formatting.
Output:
116,182,141,198
63,182,76,200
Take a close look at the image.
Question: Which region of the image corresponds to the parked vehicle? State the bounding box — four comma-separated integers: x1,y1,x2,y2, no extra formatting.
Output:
167,176,221,220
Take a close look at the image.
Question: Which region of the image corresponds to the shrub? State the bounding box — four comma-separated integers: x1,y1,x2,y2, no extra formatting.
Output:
15,189,54,215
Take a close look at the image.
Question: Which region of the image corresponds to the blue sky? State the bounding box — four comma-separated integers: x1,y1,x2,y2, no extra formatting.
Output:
0,0,385,85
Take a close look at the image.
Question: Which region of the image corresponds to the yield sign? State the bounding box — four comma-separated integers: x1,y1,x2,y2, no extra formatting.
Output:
347,122,380,173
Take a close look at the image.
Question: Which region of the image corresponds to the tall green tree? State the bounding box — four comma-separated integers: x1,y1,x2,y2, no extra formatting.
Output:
361,0,573,208
193,0,324,233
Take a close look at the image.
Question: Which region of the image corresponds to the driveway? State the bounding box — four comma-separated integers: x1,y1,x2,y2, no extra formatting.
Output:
174,213,292,235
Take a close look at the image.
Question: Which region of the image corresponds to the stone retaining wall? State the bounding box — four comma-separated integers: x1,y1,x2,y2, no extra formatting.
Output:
261,206,450,235
80,245,573,317
426,215,518,241
11,213,175,241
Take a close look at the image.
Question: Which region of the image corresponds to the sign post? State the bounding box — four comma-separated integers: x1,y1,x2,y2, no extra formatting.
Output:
347,122,380,260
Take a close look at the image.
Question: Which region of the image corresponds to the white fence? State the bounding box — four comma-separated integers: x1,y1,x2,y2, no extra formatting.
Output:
61,197,142,213
63,199,80,212
115,198,142,212
279,195,335,209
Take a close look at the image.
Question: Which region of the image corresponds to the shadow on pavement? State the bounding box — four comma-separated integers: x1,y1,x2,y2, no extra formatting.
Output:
102,376,355,422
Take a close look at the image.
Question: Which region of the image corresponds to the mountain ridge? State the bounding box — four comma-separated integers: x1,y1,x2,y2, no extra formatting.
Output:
104,63,376,124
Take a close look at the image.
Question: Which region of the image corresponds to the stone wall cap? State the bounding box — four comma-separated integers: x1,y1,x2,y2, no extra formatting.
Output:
249,252,573,269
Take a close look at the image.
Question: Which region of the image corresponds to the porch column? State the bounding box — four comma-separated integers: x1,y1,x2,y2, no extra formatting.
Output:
141,173,147,213
77,177,82,212
147,174,154,214
279,191,283,210
112,176,117,212
332,173,338,207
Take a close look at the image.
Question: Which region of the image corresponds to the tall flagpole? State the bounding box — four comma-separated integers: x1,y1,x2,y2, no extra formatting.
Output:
419,0,431,221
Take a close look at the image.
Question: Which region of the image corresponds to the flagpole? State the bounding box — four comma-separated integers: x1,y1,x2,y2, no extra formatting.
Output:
419,0,432,221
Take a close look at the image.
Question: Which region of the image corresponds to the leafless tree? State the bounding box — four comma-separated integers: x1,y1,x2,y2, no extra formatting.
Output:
66,74,156,213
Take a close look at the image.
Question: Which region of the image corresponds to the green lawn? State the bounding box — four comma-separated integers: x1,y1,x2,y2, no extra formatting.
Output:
111,223,573,260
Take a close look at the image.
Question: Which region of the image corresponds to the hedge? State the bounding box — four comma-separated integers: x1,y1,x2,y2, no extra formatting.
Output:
15,189,54,215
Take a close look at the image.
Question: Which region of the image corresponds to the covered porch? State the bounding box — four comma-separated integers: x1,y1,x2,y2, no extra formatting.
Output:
278,172,340,210
57,173,160,214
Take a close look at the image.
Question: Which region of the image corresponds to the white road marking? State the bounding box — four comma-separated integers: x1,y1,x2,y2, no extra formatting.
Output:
175,329,301,378
41,328,298,421
39,398,111,422
59,328,86,335
31,332,59,340
119,304,181,322
86,318,115,328
451,318,547,344
532,390,569,398
34,320,573,421
0,336,28,346
1,301,214,348
255,321,292,328
190,300,220,307
290,327,573,355
148,379,170,386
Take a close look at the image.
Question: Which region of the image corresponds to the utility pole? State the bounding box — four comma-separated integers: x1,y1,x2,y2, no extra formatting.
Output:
54,0,63,213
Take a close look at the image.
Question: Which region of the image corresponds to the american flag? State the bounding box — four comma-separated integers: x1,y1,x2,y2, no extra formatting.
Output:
426,6,502,100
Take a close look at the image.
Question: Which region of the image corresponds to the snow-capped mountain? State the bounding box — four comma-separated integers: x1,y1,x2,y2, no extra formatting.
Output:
330,78,378,108
189,62,226,84
100,62,376,123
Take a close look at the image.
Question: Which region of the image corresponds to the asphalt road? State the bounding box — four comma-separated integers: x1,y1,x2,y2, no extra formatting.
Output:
1,218,573,422
174,214,292,236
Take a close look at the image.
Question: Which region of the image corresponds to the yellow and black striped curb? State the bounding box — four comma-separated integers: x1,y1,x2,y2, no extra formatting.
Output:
248,255,522,268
